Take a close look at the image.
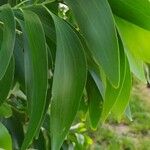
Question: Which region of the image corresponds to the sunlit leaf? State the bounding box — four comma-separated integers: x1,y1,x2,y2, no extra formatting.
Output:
101,42,126,122
0,122,12,150
116,16,150,63
108,0,150,31
112,59,132,120
17,10,48,150
65,0,120,87
125,105,133,121
44,7,87,150
0,103,12,118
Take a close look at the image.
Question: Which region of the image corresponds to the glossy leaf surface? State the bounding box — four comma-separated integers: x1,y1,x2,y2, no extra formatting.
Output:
65,0,120,87
0,4,15,79
19,10,48,150
44,8,87,149
0,123,12,150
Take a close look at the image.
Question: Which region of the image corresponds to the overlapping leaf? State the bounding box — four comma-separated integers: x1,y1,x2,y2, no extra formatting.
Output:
65,0,120,87
101,42,127,122
108,0,150,31
44,7,87,150
13,34,25,90
116,17,150,63
86,73,103,129
0,122,12,150
17,10,48,150
112,59,132,120
0,58,14,106
0,4,15,79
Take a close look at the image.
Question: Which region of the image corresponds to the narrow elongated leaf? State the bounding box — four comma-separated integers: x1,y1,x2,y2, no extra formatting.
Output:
90,70,105,99
112,59,132,120
86,73,103,129
0,103,12,118
101,42,126,122
114,19,145,82
125,105,133,121
116,17,150,63
0,4,15,79
0,122,12,150
28,5,56,43
65,0,120,87
124,47,145,82
0,58,14,106
108,0,150,31
14,34,25,90
19,10,48,150
44,7,87,150
1,115,24,150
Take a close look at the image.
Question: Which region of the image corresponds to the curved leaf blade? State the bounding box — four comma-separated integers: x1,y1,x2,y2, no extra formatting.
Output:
0,122,12,150
108,0,150,31
86,73,103,129
0,58,14,106
65,0,120,87
0,4,15,79
44,7,87,150
19,10,48,150
115,16,150,63
112,58,132,120
101,42,126,122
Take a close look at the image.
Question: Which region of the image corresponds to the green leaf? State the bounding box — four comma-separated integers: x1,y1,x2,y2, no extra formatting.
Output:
0,122,12,150
123,47,145,82
14,34,25,90
44,7,87,150
101,42,126,122
0,103,12,118
115,16,150,63
86,73,103,129
108,0,150,31
28,5,56,43
125,105,133,122
111,58,132,120
0,4,15,79
0,58,14,106
18,10,48,150
1,115,24,149
65,0,120,87
113,17,146,81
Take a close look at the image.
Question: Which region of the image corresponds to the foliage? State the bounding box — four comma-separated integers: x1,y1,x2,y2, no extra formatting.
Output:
90,86,150,150
0,0,149,149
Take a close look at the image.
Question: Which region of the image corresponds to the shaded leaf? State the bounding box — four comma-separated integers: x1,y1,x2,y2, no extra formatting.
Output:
1,114,24,150
86,73,103,129
0,58,14,106
14,34,25,90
